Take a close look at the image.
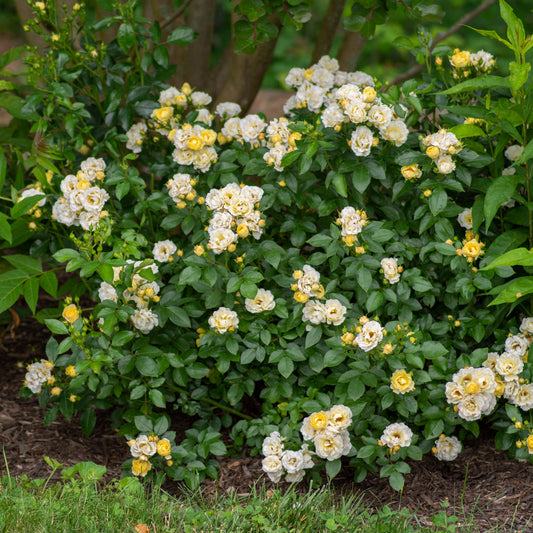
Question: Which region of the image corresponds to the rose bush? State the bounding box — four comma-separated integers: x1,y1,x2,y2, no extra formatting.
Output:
2,0,533,490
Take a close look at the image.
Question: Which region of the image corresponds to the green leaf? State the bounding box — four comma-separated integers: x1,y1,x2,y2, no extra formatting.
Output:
134,415,153,433
5,255,42,275
167,27,197,45
482,248,533,269
357,445,375,459
439,76,511,95
421,341,448,359
153,415,169,435
39,271,58,298
448,124,485,139
240,281,258,299
166,306,191,327
149,389,166,408
332,173,347,197
366,291,383,313
516,137,533,165
484,175,521,230
489,277,533,305
44,318,68,335
80,408,96,437
53,248,80,262
112,330,135,346
352,166,371,193
117,23,135,52
11,195,45,218
500,0,525,49
388,471,404,491
305,326,322,348
22,277,39,314
326,458,342,479
509,61,531,91
0,212,12,243
136,356,159,377
278,357,294,378
130,385,146,400
428,188,447,216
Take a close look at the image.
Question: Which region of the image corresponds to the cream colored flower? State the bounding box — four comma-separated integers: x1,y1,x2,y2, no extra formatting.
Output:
98,281,118,303
314,430,349,461
131,308,159,334
379,119,408,146
153,240,177,262
245,288,275,313
354,320,384,352
281,450,305,474
433,435,462,461
504,335,529,358
262,431,284,456
327,405,352,433
302,300,327,325
380,423,413,448
324,299,347,326
208,227,238,254
504,144,523,162
445,382,466,404
520,317,533,335
435,154,455,175
401,164,422,180
381,257,401,284
262,455,283,482
350,125,374,156
513,384,533,410
457,208,473,229
130,435,157,458
208,307,239,333
297,265,321,295
495,352,524,380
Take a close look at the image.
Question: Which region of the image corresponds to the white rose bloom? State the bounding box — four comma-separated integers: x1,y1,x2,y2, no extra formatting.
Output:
513,384,533,410
471,50,494,70
262,431,284,456
381,257,401,284
228,196,254,218
327,405,352,433
520,317,533,335
153,240,177,262
296,83,326,112
219,183,242,208
348,71,375,87
297,265,321,295
340,206,363,236
434,436,462,461
82,186,109,212
472,367,497,393
345,101,367,124
208,227,238,254
300,417,316,442
317,56,339,72
380,119,408,146
80,157,106,180
191,91,212,106
167,173,193,199
285,67,305,88
367,104,392,128
205,189,223,211
245,288,275,313
126,122,147,153
209,211,233,230
239,210,263,239
504,377,520,402
195,108,212,126
241,185,263,204
158,86,182,106
334,71,350,86
355,320,383,351
131,308,159,334
300,443,315,469
321,103,347,128
25,361,51,394
172,148,195,166
505,144,523,162
302,300,327,325
452,367,475,388
350,125,374,157
445,382,466,404
60,174,79,196
221,117,242,140
262,455,283,482
266,118,291,144
311,67,334,89
79,210,102,231
380,423,413,448
495,352,524,380
193,147,217,173
283,95,297,115
504,335,529,357
240,114,266,143
281,450,305,474
457,208,473,229
502,166,516,176
98,281,118,303
324,299,347,326
20,187,46,207
457,394,489,421
436,154,456,175
26,374,43,394
285,470,306,483
482,352,500,371
52,199,78,226
130,435,157,458
215,102,241,118
264,145,287,172
313,430,347,461
208,307,239,333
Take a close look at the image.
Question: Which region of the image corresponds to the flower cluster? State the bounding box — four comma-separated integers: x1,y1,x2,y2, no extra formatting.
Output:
220,113,266,146
209,306,239,333
261,431,314,483
205,184,265,254
169,122,218,172
445,366,497,421
422,129,462,175
353,316,386,352
24,360,54,394
263,117,301,171
302,299,347,328
449,49,495,77
128,434,173,477
125,121,147,153
166,173,198,209
379,422,413,452
457,232,485,264
52,157,109,230
291,265,325,303
336,206,367,247
301,405,352,461
482,321,533,410
432,434,462,461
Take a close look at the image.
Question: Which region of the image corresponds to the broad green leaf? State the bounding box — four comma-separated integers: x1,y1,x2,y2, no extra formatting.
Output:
0,271,27,313
166,306,191,328
484,175,521,230
489,277,533,305
167,27,197,45
326,459,342,479
500,0,525,50
5,255,42,275
0,212,11,243
388,471,405,492
80,408,96,437
509,61,531,91
421,341,448,359
448,124,485,139
22,277,39,314
112,330,135,346
11,195,45,218
278,357,294,378
482,247,533,269
516,137,533,165
332,173,347,197
44,318,68,335
149,389,166,408
428,188,447,216
134,415,153,433
136,356,159,377
117,23,135,52
439,76,511,95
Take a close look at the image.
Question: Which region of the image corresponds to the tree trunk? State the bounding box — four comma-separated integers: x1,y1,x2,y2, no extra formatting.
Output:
337,30,367,72
311,0,346,64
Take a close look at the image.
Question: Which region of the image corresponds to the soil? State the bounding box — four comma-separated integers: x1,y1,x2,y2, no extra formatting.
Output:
1,316,533,532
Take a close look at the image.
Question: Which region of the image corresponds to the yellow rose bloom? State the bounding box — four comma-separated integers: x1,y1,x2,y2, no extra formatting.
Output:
62,303,80,324
157,438,172,457
341,332,355,344
132,459,152,477
401,164,422,180
461,238,484,262
390,369,415,394
293,291,309,303
451,50,471,68
65,365,77,377
309,411,328,430
152,107,173,124
426,146,440,159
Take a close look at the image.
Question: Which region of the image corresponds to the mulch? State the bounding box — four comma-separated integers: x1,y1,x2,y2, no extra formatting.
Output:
1,317,533,532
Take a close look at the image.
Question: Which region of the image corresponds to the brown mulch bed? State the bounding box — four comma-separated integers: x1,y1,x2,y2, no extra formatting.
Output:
1,317,533,531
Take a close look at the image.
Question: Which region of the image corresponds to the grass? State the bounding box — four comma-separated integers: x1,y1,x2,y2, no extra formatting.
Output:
0,457,518,532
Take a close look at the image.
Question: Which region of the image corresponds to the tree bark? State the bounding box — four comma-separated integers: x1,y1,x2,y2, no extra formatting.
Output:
337,30,367,72
311,0,346,64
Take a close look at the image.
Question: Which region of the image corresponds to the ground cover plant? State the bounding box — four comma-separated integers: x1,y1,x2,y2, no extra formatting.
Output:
1,0,533,497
